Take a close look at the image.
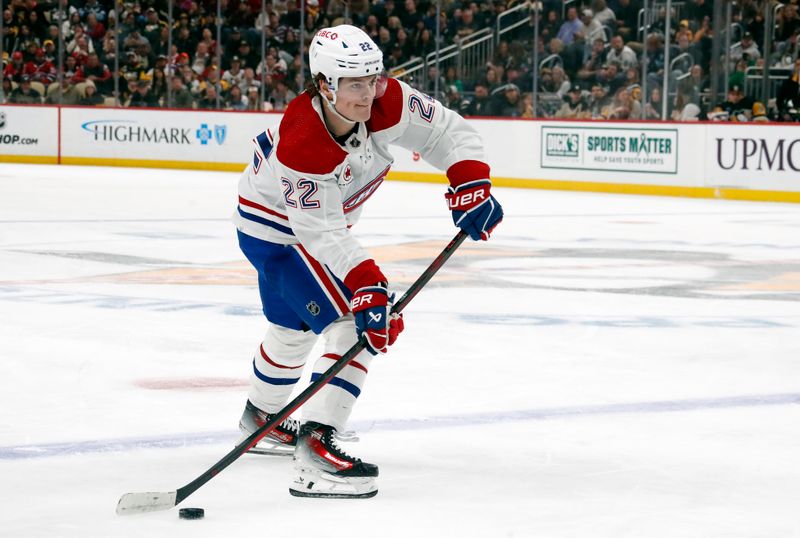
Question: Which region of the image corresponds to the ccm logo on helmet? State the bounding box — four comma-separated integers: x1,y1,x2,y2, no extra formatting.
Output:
317,30,338,39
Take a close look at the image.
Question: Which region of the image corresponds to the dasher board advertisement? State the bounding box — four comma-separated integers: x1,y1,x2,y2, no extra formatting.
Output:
541,125,679,174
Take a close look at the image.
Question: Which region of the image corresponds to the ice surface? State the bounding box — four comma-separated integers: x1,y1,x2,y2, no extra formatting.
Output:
1,163,799,537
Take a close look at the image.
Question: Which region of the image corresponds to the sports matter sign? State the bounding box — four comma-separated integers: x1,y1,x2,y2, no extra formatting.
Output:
541,125,679,174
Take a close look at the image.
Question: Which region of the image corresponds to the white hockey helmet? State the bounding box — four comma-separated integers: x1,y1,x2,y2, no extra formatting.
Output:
309,25,385,102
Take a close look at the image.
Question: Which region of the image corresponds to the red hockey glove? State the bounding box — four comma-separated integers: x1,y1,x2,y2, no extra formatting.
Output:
345,259,404,355
350,286,404,355
445,179,503,241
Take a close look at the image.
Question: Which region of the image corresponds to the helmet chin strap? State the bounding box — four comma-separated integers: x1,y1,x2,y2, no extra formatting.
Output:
321,92,358,126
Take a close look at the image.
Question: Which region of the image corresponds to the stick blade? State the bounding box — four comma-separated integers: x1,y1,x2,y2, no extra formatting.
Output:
116,491,178,516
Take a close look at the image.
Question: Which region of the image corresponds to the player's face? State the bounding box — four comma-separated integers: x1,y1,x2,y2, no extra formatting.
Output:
335,75,379,122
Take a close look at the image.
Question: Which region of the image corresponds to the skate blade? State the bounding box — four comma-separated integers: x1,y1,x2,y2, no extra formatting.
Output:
289,469,377,499
246,444,294,456
289,488,378,499
239,436,295,457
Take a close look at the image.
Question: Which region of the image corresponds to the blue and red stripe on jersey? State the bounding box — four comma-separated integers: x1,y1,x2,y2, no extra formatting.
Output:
237,195,294,236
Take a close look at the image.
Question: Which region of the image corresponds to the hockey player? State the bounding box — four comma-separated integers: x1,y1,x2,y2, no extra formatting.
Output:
235,24,503,498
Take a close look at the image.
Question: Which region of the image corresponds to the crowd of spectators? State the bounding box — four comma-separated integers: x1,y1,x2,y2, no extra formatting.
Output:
1,0,799,122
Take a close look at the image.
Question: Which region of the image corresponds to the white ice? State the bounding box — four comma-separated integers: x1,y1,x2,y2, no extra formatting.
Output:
1,163,799,537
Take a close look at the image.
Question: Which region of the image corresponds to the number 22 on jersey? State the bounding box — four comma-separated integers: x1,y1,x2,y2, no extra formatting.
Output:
408,92,435,123
281,178,320,209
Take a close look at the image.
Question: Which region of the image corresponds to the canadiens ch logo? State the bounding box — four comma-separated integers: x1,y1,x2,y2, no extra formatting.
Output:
342,165,390,213
306,301,320,316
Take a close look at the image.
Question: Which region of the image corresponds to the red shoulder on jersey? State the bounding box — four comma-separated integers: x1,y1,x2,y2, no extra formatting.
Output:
367,78,404,133
277,92,347,175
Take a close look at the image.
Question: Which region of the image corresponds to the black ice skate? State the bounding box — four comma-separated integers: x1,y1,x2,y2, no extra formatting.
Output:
289,422,378,499
238,400,300,456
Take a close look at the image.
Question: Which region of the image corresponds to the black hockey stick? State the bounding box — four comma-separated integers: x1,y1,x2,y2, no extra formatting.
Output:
116,230,469,515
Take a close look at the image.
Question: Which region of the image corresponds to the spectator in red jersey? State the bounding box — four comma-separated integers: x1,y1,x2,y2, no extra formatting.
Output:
25,48,56,85
3,51,26,83
75,53,112,95
169,51,191,78
69,36,94,66
85,12,106,42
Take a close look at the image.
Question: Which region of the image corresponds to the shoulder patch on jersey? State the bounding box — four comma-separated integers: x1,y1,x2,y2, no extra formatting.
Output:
366,78,404,133
277,93,347,175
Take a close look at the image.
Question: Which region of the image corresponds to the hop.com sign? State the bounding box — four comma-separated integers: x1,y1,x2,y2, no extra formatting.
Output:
0,106,56,159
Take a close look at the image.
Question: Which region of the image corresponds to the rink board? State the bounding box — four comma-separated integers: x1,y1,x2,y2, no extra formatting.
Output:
2,104,800,202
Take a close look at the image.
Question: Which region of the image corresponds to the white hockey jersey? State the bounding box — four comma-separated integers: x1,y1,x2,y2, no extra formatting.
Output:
234,77,491,287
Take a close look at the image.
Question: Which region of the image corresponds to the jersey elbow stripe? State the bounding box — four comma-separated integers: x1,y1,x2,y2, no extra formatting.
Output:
310,372,361,398
252,359,301,385
237,207,295,236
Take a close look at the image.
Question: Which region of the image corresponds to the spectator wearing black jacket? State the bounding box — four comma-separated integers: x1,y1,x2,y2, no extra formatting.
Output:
489,83,523,117
720,84,754,120
464,82,492,116
78,80,105,106
8,76,42,104
615,0,639,40
687,0,713,28
777,57,800,116
128,80,159,107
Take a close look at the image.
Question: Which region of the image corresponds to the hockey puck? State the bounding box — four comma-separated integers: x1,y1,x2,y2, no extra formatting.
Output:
178,508,205,520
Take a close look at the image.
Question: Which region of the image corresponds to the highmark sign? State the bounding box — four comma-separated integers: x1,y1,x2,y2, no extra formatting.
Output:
541,125,679,174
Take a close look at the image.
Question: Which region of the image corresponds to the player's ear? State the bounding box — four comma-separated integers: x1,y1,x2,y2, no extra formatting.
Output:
318,79,334,101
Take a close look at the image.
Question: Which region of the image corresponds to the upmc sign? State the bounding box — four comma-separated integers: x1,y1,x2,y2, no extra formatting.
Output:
707,125,800,191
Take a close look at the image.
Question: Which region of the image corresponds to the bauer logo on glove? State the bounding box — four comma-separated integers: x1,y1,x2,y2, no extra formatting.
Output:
445,179,503,241
350,286,404,355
